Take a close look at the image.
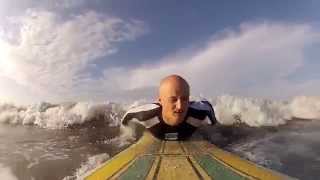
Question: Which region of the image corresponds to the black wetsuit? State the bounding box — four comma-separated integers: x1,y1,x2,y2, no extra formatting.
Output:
121,101,217,140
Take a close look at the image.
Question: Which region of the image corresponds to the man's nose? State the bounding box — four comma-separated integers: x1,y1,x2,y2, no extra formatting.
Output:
176,99,183,110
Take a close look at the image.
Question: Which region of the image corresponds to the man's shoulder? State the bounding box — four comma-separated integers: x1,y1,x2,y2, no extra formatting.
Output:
126,103,161,113
121,103,161,124
187,100,216,125
189,100,214,112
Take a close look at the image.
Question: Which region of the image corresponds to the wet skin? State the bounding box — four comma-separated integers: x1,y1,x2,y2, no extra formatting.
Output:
158,75,190,126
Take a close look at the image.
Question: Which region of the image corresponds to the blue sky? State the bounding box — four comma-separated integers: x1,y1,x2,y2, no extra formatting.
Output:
0,0,319,104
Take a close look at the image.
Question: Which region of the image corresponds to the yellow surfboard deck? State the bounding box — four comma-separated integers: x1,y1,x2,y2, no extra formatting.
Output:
85,132,295,180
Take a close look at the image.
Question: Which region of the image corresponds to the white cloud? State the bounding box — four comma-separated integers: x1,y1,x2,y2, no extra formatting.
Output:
0,9,146,103
101,22,320,100
1,19,319,104
54,0,86,9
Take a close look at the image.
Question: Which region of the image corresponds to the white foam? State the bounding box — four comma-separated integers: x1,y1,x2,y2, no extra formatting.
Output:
103,124,137,148
289,96,320,120
63,153,110,180
230,121,320,171
1,95,320,129
214,95,291,127
230,134,284,168
0,103,26,124
0,101,125,129
0,164,18,180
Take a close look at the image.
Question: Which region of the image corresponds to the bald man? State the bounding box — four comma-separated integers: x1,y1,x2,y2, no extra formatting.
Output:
121,75,217,140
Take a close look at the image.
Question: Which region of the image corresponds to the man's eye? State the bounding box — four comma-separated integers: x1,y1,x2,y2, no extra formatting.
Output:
169,97,177,102
178,97,188,102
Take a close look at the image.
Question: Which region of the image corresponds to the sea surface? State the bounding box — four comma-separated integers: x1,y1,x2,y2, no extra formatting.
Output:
0,95,319,180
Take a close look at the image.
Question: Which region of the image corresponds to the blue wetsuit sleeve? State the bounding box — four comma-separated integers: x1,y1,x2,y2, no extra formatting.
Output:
201,100,217,125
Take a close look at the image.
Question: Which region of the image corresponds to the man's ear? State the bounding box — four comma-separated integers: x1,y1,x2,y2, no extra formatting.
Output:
157,97,162,104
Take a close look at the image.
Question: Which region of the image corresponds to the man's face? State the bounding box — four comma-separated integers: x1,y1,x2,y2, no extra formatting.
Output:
159,81,189,126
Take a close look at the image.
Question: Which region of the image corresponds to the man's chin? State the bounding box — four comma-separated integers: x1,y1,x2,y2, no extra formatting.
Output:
164,114,186,126
171,117,185,125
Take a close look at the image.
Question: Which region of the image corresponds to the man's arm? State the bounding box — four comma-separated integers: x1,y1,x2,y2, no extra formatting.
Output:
188,100,217,126
121,103,161,128
202,100,217,125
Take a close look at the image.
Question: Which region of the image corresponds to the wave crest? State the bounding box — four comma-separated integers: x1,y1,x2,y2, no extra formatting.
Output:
1,95,319,129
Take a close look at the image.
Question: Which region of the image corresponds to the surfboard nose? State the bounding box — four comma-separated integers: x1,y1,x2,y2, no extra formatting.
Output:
85,132,296,180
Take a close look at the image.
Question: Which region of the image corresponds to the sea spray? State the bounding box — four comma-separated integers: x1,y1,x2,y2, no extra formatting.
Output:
214,95,291,126
1,96,319,129
62,153,110,180
290,96,320,120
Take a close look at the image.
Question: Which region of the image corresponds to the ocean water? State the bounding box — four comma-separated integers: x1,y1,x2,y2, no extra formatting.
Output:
0,95,319,180
226,119,320,180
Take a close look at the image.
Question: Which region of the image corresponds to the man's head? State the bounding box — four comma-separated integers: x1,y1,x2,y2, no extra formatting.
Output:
158,74,190,126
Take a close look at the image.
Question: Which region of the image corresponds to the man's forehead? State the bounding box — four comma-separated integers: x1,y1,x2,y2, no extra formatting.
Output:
160,77,188,87
160,79,189,90
163,88,189,97
159,75,190,97
167,95,189,99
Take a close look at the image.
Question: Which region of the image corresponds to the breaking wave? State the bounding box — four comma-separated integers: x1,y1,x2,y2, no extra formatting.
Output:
0,95,319,129
212,95,320,126
0,101,126,129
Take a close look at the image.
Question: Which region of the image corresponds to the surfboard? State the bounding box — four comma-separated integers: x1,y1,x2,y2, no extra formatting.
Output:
84,132,295,180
